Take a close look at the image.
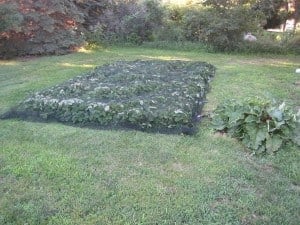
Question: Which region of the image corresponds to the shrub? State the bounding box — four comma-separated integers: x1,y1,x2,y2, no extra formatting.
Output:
237,36,287,54
152,5,259,51
7,60,216,134
84,0,164,45
142,41,207,52
152,5,186,42
286,33,300,54
197,7,261,51
236,31,300,55
212,97,299,155
181,8,205,42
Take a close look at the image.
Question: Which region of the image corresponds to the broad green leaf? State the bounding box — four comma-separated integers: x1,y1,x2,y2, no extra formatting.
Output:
211,97,298,154
228,111,244,125
278,102,286,111
211,116,226,130
268,108,283,121
254,145,266,155
266,135,283,153
244,115,257,123
273,120,286,129
254,129,267,150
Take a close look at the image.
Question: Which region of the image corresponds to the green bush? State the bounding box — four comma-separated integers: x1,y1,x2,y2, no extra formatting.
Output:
181,8,205,42
237,36,287,54
142,41,207,52
85,0,164,45
286,33,300,54
155,3,261,52
212,97,299,155
236,31,300,55
8,60,215,134
152,5,187,42
196,7,260,51
153,22,185,42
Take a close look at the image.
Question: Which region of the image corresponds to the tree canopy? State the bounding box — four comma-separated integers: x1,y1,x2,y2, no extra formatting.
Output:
0,0,84,58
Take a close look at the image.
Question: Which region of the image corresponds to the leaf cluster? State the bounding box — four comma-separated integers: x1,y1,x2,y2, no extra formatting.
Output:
15,60,215,134
212,97,299,154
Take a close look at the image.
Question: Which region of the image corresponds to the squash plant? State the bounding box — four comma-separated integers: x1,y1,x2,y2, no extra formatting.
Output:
212,97,299,154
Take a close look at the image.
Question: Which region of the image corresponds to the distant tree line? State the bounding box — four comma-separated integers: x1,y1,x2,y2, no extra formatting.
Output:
0,0,299,58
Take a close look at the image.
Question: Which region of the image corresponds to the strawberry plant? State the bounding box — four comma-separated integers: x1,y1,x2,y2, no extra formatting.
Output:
7,60,215,134
212,97,299,154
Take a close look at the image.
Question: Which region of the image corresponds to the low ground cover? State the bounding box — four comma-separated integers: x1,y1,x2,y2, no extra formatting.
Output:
212,97,299,155
0,47,299,225
6,60,215,133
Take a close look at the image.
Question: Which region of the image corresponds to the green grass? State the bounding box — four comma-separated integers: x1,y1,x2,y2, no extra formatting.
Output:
0,46,299,225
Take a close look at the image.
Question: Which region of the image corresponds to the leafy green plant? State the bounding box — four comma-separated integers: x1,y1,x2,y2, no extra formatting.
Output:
177,1,262,52
7,60,215,134
236,31,300,55
212,97,299,154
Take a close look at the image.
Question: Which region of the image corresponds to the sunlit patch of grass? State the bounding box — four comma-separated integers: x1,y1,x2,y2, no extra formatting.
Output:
76,46,94,54
0,60,19,66
139,55,191,61
60,62,95,68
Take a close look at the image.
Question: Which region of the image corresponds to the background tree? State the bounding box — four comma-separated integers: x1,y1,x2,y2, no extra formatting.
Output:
252,0,288,29
0,2,23,33
74,0,111,30
289,0,299,31
203,0,257,10
0,0,84,58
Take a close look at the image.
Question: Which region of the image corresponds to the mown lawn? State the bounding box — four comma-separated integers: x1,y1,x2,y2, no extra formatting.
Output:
0,46,299,225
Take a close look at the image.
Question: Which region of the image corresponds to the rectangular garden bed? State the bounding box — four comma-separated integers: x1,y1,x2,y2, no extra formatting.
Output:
3,60,216,134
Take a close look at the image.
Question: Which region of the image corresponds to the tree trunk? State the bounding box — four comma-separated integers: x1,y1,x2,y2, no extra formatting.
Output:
293,0,299,32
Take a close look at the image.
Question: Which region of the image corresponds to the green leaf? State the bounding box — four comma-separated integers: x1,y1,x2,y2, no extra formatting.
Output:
270,120,286,131
211,116,226,130
254,128,267,150
266,135,283,153
228,111,244,125
268,108,283,121
278,102,286,111
244,115,257,123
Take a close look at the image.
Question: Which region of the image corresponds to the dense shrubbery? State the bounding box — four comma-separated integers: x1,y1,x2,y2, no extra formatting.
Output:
285,33,300,54
88,1,299,54
81,0,164,45
212,98,299,155
183,6,259,51
236,31,300,54
0,0,298,57
6,60,215,134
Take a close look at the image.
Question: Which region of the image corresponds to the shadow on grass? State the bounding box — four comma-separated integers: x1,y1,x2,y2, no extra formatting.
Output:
0,107,204,136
